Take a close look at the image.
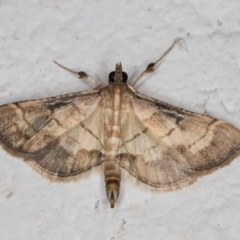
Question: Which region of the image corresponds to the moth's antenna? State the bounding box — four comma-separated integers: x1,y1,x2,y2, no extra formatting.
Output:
53,61,99,86
132,40,180,87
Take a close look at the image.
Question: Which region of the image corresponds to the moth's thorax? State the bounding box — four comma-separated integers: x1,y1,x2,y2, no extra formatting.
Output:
107,82,127,93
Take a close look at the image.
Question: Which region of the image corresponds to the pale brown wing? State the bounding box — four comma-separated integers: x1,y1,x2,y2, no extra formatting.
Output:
0,89,105,181
119,92,240,190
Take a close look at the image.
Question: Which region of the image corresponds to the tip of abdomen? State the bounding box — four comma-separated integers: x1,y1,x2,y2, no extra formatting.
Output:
107,180,120,208
110,201,115,208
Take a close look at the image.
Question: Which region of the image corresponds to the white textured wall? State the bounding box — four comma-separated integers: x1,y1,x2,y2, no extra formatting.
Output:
0,1,240,239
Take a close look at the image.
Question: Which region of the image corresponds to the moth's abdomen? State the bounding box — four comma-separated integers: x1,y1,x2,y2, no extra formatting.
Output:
104,120,121,208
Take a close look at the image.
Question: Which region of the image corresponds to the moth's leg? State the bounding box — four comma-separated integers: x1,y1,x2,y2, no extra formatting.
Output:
132,40,179,87
53,61,99,86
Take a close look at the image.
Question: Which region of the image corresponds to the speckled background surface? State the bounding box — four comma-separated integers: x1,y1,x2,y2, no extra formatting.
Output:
0,1,240,239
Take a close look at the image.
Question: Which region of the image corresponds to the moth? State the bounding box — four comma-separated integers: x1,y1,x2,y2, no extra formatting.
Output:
1,41,240,208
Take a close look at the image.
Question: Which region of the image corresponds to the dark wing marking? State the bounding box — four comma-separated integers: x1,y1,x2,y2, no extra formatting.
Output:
119,92,240,190
0,89,105,181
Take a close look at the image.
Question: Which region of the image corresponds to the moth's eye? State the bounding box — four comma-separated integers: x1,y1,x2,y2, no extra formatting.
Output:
122,72,128,83
109,71,115,82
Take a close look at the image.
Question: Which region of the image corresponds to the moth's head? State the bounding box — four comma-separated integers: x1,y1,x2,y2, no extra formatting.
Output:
108,63,128,84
